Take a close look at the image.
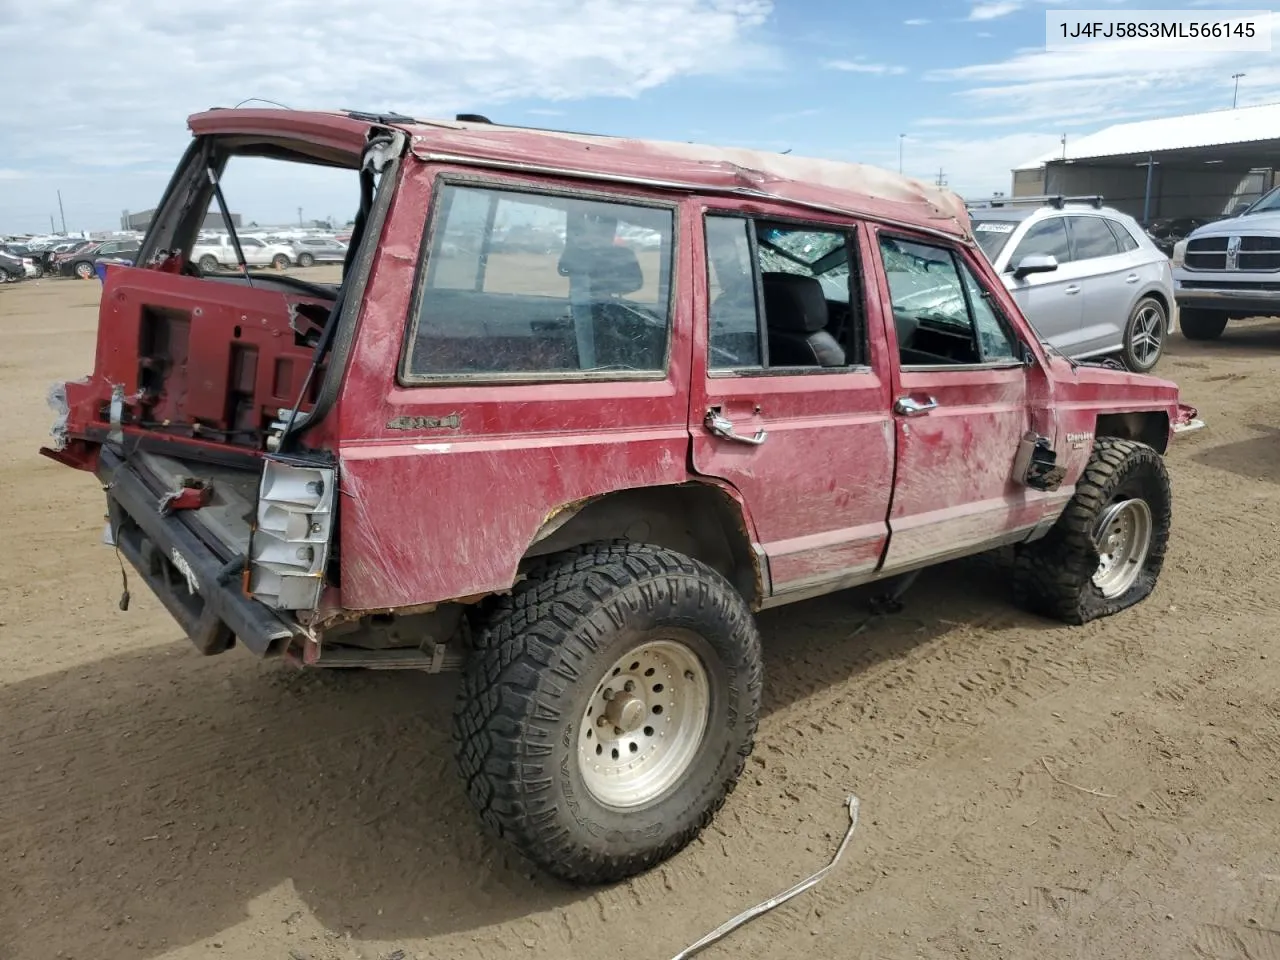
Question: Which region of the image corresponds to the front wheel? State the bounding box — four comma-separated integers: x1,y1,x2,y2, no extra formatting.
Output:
1121,297,1166,372
296,252,315,268
271,254,290,270
454,542,762,884
0,267,11,283
1180,307,1228,341
73,261,94,280
197,254,219,272
1013,437,1170,624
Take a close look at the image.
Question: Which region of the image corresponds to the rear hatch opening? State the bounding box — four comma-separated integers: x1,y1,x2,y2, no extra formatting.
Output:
42,116,402,654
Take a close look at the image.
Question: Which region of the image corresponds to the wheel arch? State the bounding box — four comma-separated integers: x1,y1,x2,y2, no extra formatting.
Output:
1137,286,1172,330
522,482,764,607
1095,410,1170,454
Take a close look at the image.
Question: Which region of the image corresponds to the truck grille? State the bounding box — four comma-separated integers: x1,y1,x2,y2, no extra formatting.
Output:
1185,235,1280,272
1184,237,1227,270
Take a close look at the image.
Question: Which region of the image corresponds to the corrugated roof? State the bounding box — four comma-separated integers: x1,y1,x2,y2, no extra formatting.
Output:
1014,101,1280,170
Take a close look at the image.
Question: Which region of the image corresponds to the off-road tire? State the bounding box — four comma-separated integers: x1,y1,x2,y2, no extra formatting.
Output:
1120,296,1166,372
271,254,290,270
198,254,219,273
1179,308,1228,341
296,252,315,268
1013,438,1170,625
453,541,762,884
73,261,94,280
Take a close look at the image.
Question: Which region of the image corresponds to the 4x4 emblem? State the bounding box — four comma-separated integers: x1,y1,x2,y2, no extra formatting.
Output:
1226,235,1241,270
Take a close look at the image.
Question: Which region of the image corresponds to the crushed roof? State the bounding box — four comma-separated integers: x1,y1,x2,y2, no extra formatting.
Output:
189,109,973,240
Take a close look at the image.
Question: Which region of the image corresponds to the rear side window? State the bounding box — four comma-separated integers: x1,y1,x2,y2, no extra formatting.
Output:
406,183,675,380
1069,216,1121,260
1009,217,1071,266
1106,218,1140,252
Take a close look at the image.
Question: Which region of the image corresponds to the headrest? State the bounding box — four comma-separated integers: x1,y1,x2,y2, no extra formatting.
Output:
761,272,828,333
558,243,644,296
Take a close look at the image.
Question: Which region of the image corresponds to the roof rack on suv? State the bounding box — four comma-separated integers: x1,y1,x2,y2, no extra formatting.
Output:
966,194,1104,210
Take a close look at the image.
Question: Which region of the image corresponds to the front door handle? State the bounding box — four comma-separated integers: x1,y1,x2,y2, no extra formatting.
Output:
895,395,938,417
704,409,767,446
1064,284,1081,295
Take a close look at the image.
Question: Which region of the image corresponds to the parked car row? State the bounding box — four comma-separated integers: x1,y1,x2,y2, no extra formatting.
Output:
190,233,348,271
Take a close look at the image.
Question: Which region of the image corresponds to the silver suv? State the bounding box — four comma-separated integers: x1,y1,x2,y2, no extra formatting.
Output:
970,197,1175,372
1171,186,1280,340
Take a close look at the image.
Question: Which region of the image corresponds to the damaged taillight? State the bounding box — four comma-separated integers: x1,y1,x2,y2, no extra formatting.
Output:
249,458,336,610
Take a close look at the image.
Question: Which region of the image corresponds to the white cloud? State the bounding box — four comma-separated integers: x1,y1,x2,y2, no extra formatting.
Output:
904,17,930,25
824,60,907,75
968,2,1021,21
0,0,773,231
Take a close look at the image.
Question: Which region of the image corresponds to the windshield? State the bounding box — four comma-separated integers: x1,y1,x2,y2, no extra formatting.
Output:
755,227,850,298
971,219,1018,261
1244,186,1280,215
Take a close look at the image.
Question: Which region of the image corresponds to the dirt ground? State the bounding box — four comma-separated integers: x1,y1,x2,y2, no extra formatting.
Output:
3,275,1280,960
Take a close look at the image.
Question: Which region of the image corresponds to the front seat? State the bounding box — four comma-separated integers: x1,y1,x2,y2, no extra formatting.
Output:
761,272,845,367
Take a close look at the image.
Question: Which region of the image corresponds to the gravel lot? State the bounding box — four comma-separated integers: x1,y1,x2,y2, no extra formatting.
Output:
2,276,1279,960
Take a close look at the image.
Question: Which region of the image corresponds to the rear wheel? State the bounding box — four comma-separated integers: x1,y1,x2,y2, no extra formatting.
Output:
1121,297,1166,372
454,541,762,884
198,254,219,272
1013,437,1170,624
73,261,94,280
271,254,290,270
1180,308,1228,341
0,267,11,283
296,252,315,268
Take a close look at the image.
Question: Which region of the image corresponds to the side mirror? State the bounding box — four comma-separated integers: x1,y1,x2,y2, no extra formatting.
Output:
1012,254,1059,279
1230,201,1252,217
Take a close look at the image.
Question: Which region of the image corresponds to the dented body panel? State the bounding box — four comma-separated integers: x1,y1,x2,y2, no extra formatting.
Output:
44,108,1190,664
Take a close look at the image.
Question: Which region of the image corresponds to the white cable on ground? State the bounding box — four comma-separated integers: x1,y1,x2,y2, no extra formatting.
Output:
668,794,862,960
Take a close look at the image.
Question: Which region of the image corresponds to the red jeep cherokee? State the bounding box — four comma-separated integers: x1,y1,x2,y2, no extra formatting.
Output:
44,109,1190,883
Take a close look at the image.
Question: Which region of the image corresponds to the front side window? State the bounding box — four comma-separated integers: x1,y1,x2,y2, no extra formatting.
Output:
1068,216,1121,260
240,237,263,248
406,183,674,379
880,235,1020,367
1009,217,1071,266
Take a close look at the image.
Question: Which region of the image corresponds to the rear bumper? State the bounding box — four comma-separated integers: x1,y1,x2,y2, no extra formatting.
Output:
98,446,296,656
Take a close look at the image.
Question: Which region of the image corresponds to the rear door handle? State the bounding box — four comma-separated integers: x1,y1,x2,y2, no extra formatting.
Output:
1125,273,1140,284
705,409,767,446
895,395,938,417
1064,284,1081,295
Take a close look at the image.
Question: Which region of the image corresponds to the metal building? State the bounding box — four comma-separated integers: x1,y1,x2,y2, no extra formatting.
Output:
1011,102,1280,224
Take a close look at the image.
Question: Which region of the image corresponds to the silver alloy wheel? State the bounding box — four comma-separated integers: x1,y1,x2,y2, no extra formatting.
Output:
577,638,710,809
1092,498,1153,598
74,261,93,279
1129,304,1164,369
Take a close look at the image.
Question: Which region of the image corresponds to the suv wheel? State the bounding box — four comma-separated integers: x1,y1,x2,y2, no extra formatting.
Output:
454,541,762,884
1121,297,1166,372
296,252,315,268
198,254,219,272
74,261,94,280
1180,308,1228,341
1013,437,1170,625
271,254,290,270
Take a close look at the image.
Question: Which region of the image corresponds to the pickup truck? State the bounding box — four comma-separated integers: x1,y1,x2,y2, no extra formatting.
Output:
43,108,1196,885
190,233,294,271
1172,186,1280,339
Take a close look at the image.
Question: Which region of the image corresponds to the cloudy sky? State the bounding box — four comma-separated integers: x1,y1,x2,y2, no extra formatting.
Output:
1,0,1278,233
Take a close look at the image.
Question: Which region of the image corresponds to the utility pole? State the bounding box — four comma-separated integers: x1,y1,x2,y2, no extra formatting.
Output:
298,206,303,227
57,190,66,233
898,133,905,174
49,214,55,233
1233,72,1246,108
1061,133,1067,160
935,167,947,187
